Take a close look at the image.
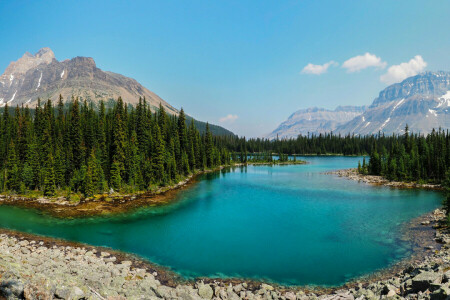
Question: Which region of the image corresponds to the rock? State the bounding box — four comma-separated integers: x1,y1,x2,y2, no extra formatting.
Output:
261,284,274,291
55,286,72,299
198,282,214,299
227,289,240,300
21,247,31,254
320,292,354,300
72,286,85,299
285,292,296,300
233,284,243,293
431,284,450,300
443,270,450,283
0,279,25,299
412,271,442,292
382,284,397,297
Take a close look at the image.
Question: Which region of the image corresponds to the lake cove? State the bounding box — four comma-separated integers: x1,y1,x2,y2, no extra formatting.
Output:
0,156,443,286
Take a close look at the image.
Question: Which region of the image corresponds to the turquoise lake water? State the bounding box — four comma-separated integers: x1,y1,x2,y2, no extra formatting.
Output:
0,156,444,286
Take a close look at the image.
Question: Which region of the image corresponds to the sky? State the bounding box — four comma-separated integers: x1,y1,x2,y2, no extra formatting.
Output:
0,1,449,137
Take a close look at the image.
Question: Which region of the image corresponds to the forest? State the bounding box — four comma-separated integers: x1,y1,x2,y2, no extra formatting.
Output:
360,126,449,184
0,97,230,197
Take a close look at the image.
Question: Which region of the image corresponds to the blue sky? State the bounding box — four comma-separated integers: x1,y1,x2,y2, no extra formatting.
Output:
0,1,449,137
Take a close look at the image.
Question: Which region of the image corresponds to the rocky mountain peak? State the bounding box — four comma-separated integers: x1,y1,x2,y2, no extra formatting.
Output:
0,48,177,114
4,47,55,76
371,71,450,108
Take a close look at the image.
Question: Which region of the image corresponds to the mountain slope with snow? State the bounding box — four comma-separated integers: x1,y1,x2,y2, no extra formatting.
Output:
266,106,366,139
336,71,450,135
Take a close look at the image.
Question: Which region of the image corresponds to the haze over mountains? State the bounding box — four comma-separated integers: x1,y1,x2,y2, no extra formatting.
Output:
266,106,366,139
268,71,450,138
0,48,177,114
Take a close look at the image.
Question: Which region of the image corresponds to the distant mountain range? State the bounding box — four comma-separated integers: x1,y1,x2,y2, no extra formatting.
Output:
266,106,366,139
0,48,235,136
268,71,450,138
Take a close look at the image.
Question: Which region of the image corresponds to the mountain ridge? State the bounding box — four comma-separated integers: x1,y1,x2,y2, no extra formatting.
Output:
336,71,450,135
0,48,177,114
266,105,366,139
268,71,450,138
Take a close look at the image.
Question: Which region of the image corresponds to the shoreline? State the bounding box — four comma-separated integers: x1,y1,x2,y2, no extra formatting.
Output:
326,168,443,190
0,161,306,219
0,207,449,299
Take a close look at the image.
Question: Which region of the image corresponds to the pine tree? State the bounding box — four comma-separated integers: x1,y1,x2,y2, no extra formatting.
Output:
205,123,213,168
43,153,56,197
152,124,165,184
110,161,122,191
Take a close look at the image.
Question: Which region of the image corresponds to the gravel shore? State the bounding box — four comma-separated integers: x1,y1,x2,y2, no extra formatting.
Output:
326,169,442,190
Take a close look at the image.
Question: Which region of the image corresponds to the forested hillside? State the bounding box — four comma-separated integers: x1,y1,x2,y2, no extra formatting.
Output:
0,97,231,196
362,126,449,184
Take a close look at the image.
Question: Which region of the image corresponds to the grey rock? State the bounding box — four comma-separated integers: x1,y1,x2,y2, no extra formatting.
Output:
431,284,450,300
198,283,214,300
55,286,71,299
0,280,24,299
72,286,85,299
285,292,296,300
412,271,442,292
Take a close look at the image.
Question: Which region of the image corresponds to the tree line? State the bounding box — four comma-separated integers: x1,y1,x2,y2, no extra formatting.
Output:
360,126,449,184
0,97,231,196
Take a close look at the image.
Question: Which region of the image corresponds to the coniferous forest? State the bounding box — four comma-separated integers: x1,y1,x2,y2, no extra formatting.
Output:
360,126,450,184
0,97,230,197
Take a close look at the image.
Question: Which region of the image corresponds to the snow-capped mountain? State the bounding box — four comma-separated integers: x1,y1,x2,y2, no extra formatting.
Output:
0,48,177,114
266,106,366,139
336,71,450,135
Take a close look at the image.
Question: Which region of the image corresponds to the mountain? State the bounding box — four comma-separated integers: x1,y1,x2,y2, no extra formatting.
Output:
0,47,236,136
0,47,177,114
336,71,450,135
266,106,366,139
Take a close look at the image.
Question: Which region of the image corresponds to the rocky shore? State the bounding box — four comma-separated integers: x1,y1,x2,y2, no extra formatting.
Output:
327,169,442,190
0,207,449,300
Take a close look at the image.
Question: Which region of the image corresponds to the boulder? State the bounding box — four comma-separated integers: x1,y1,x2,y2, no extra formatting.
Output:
285,291,296,300
0,280,25,299
198,283,213,300
431,284,450,300
261,284,274,291
412,271,442,292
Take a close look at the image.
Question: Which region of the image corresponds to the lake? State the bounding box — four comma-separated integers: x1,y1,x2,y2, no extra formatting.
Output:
0,156,443,286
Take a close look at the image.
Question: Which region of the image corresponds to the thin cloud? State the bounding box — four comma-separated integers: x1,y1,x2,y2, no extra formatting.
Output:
342,53,387,72
219,114,238,123
301,61,337,75
380,55,427,84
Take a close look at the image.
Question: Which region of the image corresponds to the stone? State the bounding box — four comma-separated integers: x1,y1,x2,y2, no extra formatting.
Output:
412,271,442,292
261,284,274,291
227,290,240,300
233,284,243,293
0,279,25,298
55,286,72,299
383,284,397,296
285,292,296,300
198,282,214,299
431,284,450,300
72,286,85,299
